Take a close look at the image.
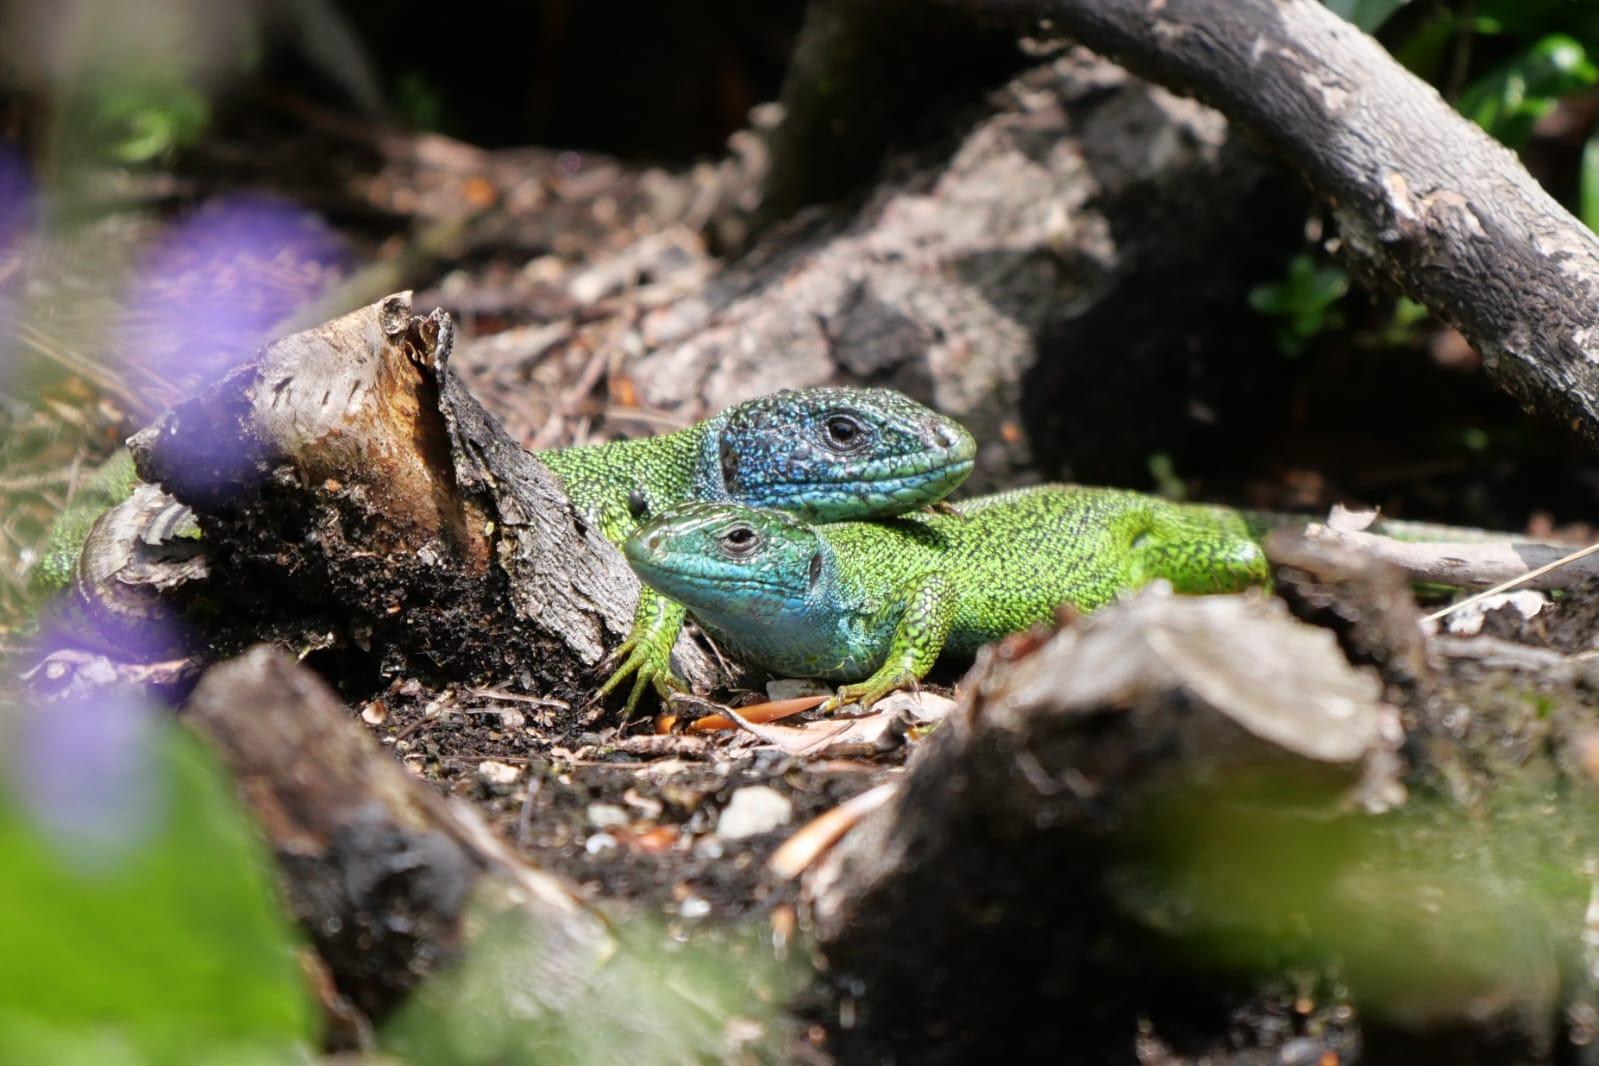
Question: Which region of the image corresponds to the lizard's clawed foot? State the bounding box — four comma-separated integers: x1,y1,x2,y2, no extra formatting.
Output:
819,674,913,714
597,635,686,716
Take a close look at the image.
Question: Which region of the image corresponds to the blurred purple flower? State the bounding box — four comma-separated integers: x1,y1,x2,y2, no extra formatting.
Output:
120,194,350,502
0,142,34,254
0,142,35,386
10,690,164,869
122,193,349,388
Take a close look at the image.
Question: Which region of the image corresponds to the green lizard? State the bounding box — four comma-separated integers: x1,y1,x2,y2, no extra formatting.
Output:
623,484,1271,710
539,387,975,710
37,388,978,711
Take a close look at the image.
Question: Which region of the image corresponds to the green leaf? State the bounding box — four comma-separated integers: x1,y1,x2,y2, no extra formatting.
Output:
1458,34,1599,148
0,705,315,1063
1247,283,1292,316
1302,264,1351,307
1249,254,1350,356
1581,130,1599,234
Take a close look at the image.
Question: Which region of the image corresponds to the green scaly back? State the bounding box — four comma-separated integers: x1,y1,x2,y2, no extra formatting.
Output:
625,484,1271,709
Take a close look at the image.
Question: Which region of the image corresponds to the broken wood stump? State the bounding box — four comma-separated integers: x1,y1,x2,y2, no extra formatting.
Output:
116,292,721,705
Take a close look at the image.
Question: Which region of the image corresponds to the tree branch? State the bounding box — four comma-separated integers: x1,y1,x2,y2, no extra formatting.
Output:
954,0,1599,450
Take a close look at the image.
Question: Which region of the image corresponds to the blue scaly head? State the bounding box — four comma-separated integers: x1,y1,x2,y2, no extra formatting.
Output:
625,503,827,626
695,388,976,520
624,502,872,678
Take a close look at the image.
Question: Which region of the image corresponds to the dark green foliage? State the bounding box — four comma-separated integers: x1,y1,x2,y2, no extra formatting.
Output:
1248,254,1349,357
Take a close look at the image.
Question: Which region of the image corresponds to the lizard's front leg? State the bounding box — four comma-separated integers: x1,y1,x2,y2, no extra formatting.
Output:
823,573,955,712
596,585,690,715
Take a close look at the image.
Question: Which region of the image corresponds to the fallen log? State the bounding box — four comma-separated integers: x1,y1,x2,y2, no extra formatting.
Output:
183,646,609,1022
625,49,1300,489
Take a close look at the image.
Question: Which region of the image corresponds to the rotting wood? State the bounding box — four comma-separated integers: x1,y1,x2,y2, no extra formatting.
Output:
184,646,787,1060
625,49,1299,490
121,292,722,703
183,646,613,1023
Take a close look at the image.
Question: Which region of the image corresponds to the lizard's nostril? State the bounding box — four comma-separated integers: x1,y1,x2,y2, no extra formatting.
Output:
924,419,956,450
646,533,662,552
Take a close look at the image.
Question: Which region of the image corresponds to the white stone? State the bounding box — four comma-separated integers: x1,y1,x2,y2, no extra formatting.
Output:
476,760,520,785
586,803,629,829
717,786,793,840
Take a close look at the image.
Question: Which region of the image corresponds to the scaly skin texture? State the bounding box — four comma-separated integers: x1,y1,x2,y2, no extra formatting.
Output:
523,387,975,711
624,484,1271,709
33,388,976,715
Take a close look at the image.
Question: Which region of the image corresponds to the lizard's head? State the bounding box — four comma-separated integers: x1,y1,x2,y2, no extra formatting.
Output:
706,387,975,520
624,502,828,623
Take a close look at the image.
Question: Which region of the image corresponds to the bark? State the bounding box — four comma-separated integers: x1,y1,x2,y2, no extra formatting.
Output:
183,646,612,1022
759,0,1024,221
1263,530,1435,705
122,292,722,702
623,49,1301,490
954,0,1599,451
805,587,1404,1062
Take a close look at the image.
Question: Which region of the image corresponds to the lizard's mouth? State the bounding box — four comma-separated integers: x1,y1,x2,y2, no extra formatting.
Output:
633,566,800,614
766,455,975,515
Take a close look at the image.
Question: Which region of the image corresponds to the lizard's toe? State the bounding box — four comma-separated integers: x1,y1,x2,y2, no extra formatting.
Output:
603,640,685,717
825,675,911,713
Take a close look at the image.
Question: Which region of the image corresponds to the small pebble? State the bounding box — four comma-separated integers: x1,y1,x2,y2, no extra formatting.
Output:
1438,589,1548,636
623,787,664,819
587,803,629,829
360,702,388,726
585,832,618,855
717,786,793,840
477,760,520,786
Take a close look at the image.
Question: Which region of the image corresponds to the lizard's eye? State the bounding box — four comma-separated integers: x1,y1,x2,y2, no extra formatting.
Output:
720,525,760,556
822,414,866,451
626,489,649,520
